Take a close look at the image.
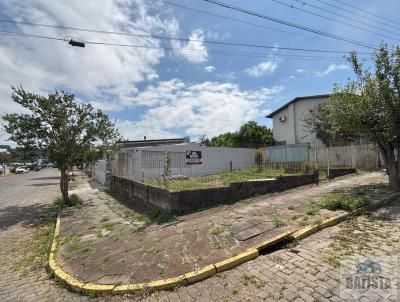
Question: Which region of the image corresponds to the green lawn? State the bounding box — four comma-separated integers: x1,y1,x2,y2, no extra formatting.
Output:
143,166,301,191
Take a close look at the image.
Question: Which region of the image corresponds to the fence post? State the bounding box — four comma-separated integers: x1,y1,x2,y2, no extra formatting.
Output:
327,144,330,178
163,151,171,177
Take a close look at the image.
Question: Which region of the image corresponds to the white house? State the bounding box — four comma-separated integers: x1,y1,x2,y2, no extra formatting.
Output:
266,94,329,146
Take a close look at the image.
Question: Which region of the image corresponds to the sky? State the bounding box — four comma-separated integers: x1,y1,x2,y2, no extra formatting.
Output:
0,0,399,145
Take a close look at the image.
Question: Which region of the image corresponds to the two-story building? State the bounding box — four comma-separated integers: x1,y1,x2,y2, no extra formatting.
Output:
266,94,329,146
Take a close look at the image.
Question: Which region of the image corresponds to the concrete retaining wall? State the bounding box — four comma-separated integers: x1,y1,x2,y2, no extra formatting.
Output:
111,172,319,212
328,168,356,179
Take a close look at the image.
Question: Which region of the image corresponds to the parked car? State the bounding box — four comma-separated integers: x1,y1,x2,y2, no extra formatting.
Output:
15,166,29,174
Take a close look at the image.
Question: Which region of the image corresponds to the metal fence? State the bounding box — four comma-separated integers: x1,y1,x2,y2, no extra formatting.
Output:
309,143,380,170
111,142,381,181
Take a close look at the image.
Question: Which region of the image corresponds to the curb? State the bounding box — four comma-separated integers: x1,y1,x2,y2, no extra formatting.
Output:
49,191,400,295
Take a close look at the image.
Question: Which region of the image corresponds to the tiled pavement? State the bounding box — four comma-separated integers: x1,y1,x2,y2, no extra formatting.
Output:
1,170,399,301
58,171,392,285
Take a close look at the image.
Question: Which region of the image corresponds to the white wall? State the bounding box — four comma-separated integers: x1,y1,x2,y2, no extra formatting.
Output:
293,97,327,145
115,143,257,180
272,106,295,144
94,159,107,185
271,96,328,146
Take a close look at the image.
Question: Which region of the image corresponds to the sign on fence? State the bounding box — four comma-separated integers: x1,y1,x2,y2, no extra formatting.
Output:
186,150,202,165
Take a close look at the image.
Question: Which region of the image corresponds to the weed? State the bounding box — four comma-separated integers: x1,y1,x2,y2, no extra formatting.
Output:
210,226,225,235
145,247,163,254
212,239,228,250
217,272,227,279
313,219,323,225
288,205,295,210
102,222,119,232
315,194,369,212
241,273,264,288
100,216,109,223
102,251,112,263
273,218,287,227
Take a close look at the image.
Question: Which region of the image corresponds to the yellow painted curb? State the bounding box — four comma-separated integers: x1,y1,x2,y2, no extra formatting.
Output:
215,248,259,273
112,283,147,294
147,275,187,290
185,264,216,284
293,214,349,240
47,212,350,295
82,283,115,293
292,225,318,240
254,230,294,251
318,213,349,230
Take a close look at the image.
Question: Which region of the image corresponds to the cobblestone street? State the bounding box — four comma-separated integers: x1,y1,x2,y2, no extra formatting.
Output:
1,170,399,301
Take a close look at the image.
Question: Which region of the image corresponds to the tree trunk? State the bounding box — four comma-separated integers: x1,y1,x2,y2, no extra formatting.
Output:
378,143,400,189
60,169,69,200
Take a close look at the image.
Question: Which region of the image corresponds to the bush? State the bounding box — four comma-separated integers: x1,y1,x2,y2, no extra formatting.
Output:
65,194,82,207
315,194,369,211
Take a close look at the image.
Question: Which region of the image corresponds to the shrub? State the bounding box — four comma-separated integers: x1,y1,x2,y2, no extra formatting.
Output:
316,194,369,211
273,218,287,227
65,194,82,207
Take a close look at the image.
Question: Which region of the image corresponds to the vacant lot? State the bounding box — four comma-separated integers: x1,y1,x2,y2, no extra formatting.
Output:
144,166,303,191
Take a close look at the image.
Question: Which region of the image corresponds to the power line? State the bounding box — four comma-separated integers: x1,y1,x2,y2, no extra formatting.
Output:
293,0,400,36
0,30,373,61
314,0,400,32
271,0,400,42
0,18,374,54
155,0,346,45
332,0,400,28
203,0,377,50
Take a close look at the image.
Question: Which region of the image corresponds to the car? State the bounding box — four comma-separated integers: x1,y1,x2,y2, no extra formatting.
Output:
15,166,29,174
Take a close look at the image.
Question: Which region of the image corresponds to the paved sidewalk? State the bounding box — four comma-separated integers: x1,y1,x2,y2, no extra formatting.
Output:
142,202,400,302
57,171,392,286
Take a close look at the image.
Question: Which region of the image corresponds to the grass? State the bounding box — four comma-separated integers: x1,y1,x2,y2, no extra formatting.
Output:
143,166,300,191
273,218,287,227
210,226,226,235
212,238,229,249
11,194,83,278
313,194,369,212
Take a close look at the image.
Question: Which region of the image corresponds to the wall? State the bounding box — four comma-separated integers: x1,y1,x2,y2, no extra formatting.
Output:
271,96,328,146
272,106,294,144
293,97,328,145
309,143,379,169
115,143,257,180
94,159,107,185
111,171,319,212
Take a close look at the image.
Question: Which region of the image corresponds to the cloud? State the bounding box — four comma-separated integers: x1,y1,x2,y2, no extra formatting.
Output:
110,80,284,139
173,28,208,63
245,59,279,77
296,69,305,73
204,65,215,73
0,0,177,116
314,64,349,77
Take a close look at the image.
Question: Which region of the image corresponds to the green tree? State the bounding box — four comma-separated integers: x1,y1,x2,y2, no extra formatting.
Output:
208,121,274,147
307,43,400,188
236,121,274,146
209,132,238,147
3,87,120,200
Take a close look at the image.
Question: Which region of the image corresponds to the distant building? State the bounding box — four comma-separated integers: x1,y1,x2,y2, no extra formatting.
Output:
266,94,329,146
118,137,190,149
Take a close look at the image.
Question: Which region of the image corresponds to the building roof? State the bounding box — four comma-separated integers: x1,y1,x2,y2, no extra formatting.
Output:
266,94,330,118
118,137,190,149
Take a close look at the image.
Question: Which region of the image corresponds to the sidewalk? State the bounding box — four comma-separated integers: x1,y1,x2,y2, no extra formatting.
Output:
57,171,391,286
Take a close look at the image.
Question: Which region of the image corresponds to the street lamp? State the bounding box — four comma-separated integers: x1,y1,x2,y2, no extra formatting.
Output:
68,39,85,48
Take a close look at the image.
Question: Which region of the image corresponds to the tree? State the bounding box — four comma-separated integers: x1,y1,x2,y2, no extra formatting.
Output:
307,43,400,188
208,121,274,147
235,121,274,146
4,87,120,200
